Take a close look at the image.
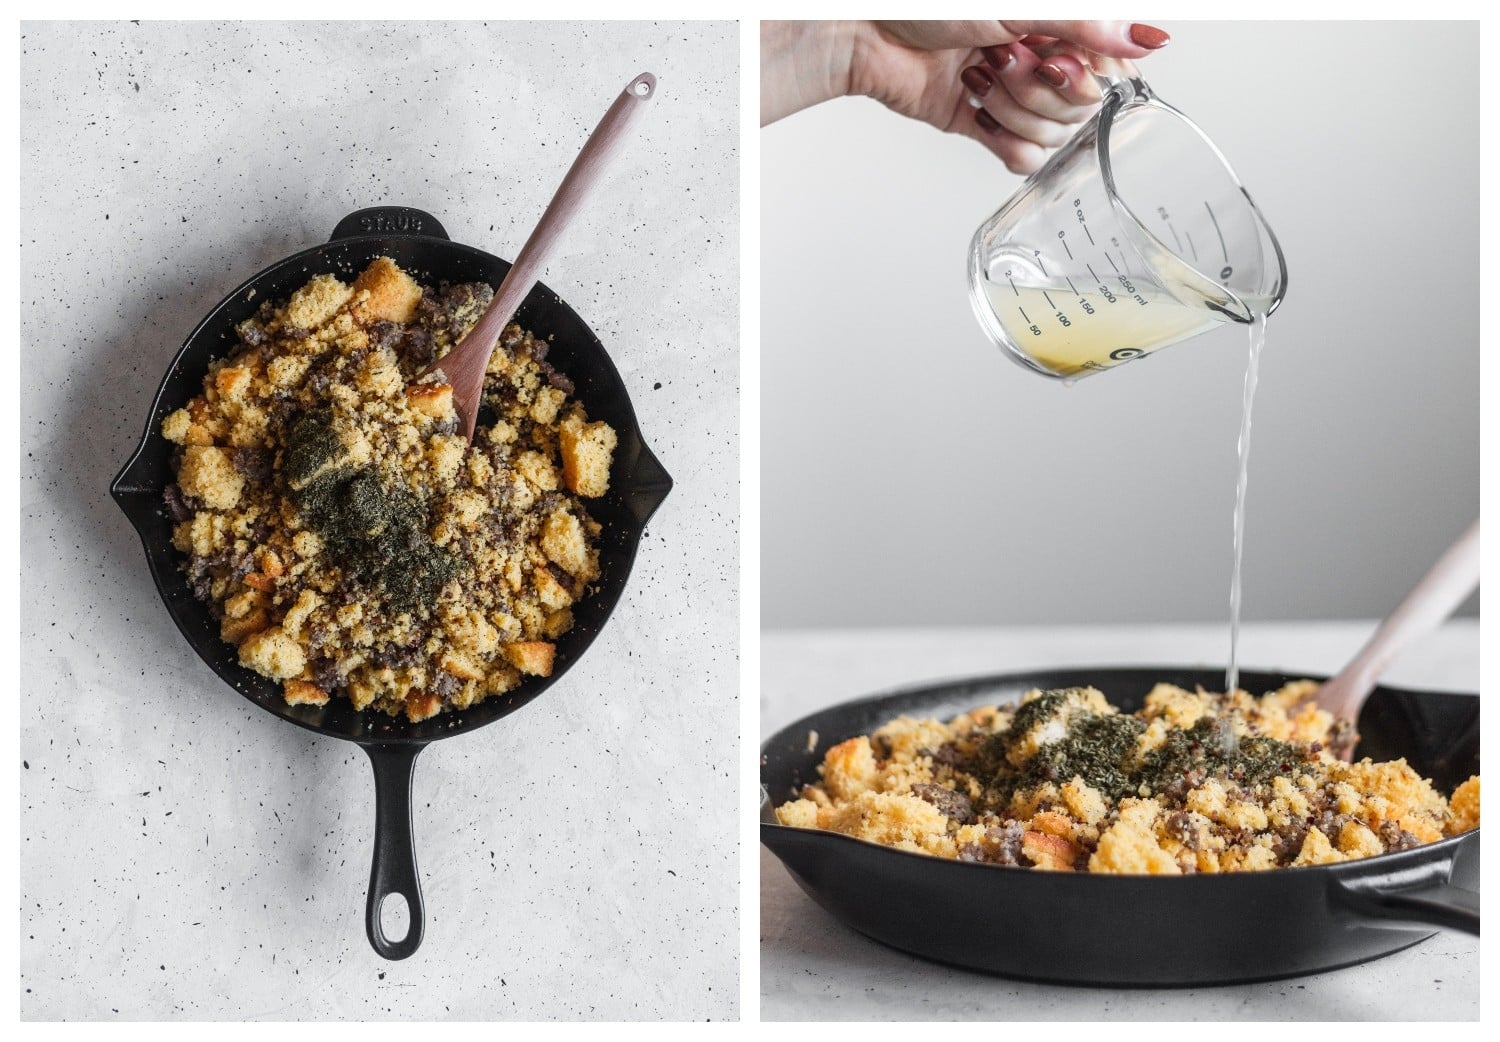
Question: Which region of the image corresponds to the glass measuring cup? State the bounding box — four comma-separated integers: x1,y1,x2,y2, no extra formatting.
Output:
968,75,1287,380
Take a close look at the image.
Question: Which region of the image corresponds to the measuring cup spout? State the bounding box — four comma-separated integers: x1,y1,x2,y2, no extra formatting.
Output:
1099,87,1286,325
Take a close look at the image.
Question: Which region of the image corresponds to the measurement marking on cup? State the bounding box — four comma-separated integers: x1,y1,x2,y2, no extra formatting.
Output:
1060,236,1074,260
1082,222,1095,246
1106,253,1121,274
1007,275,1019,296
1166,221,1183,253
1042,290,1057,309
1033,252,1050,276
1185,230,1199,261
1018,306,1032,324
1205,201,1229,261
1086,263,1101,284
1065,276,1078,295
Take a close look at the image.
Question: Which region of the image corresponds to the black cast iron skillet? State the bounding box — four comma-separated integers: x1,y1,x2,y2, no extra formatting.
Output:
111,206,672,960
761,666,1479,986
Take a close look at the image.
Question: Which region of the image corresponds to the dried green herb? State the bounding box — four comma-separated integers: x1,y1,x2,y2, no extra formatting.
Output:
979,707,1146,801
1136,719,1306,792
351,527,458,610
1003,689,1072,738
283,408,344,491
282,410,459,612
1028,713,1148,800
976,688,1313,805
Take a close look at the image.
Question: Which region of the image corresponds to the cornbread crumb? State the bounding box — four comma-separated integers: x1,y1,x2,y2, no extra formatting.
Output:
282,589,322,636
268,355,310,388
407,381,455,419
162,408,192,443
778,798,819,829
285,273,354,330
213,366,253,401
515,451,560,492
821,792,954,855
177,446,243,511
1090,799,1181,874
530,386,567,425
821,737,879,801
427,435,465,484
559,412,617,497
284,679,330,707
501,641,555,677
540,509,590,577
219,608,268,644
350,257,421,324
1449,776,1480,833
239,627,306,680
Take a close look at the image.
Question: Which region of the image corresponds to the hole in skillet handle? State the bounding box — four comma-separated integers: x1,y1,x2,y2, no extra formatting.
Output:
380,893,411,942
364,744,426,960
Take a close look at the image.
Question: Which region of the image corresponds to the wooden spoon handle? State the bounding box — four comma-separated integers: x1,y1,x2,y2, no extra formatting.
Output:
1319,518,1480,727
442,72,657,438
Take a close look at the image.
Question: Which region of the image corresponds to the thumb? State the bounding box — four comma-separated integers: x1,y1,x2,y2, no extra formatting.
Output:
999,20,1170,59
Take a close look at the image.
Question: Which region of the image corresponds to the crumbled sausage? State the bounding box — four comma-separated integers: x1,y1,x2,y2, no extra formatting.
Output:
911,783,974,824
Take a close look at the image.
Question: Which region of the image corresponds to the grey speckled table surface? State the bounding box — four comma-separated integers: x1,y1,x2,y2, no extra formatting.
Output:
21,20,738,1020
761,622,1479,1021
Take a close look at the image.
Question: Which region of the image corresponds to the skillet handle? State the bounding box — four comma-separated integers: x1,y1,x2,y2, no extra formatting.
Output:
330,207,449,242
363,744,426,959
1331,875,1479,936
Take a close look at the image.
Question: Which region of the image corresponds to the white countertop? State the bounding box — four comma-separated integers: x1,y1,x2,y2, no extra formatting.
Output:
761,621,1479,1021
20,21,738,1020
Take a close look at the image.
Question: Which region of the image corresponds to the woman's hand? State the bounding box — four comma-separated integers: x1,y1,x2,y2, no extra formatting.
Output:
762,20,1170,175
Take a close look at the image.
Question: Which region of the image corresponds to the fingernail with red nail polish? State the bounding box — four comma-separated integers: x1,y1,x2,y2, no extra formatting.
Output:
1129,23,1171,49
982,45,1013,71
975,108,1002,135
1035,64,1068,89
960,65,994,97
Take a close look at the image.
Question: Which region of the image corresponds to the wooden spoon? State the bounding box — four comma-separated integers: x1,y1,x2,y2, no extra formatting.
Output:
424,71,657,442
1317,518,1479,759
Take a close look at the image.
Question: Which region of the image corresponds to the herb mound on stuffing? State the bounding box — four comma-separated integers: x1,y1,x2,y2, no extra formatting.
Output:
776,681,1480,873
161,257,618,721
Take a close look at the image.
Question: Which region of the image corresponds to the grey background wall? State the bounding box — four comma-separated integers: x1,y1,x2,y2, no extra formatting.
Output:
762,20,1479,628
